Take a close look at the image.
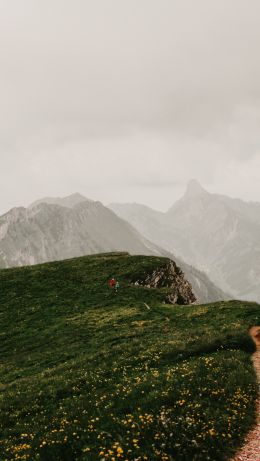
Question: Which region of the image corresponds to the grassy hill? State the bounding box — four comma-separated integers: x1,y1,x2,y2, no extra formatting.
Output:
0,252,259,461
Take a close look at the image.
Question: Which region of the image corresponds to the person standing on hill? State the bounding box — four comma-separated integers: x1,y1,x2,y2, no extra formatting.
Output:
115,281,120,293
108,277,116,290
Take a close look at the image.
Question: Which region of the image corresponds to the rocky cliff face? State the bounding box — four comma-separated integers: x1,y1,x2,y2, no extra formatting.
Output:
110,181,260,302
131,260,196,305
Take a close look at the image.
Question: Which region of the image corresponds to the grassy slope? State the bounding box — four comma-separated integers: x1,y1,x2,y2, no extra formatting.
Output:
0,253,259,461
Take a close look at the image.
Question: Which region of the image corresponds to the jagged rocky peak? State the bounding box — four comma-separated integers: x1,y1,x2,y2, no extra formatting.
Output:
184,179,207,199
130,259,196,305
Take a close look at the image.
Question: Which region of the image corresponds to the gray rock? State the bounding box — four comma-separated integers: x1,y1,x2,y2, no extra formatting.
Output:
130,260,196,305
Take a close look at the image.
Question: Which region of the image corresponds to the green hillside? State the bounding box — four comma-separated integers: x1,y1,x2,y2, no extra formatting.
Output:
0,253,259,461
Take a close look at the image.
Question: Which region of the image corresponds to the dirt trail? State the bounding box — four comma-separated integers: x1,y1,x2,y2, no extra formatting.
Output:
232,326,260,461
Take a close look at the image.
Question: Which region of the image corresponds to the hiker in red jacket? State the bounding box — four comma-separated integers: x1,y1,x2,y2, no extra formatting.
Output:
108,277,116,289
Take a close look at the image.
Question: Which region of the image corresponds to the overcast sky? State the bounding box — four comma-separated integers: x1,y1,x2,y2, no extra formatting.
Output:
1,0,260,214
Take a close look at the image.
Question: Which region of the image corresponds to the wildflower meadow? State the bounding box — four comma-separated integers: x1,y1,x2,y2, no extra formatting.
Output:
0,254,259,460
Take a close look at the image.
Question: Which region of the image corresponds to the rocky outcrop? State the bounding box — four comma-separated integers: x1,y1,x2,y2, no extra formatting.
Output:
131,260,196,305
110,181,260,303
109,202,230,303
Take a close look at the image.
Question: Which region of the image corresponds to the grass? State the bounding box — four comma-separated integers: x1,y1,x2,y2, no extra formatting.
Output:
0,252,259,461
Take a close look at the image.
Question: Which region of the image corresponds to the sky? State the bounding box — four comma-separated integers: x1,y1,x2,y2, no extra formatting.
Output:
0,0,260,214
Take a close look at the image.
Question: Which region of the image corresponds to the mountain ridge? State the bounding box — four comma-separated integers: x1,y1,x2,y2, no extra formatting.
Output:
0,193,228,304
109,181,260,302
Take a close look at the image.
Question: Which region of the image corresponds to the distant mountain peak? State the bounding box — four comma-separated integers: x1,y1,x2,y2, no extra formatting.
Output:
29,193,92,209
184,179,207,198
68,192,87,200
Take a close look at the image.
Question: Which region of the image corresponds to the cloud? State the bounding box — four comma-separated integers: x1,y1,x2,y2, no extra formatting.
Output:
1,0,260,141
0,0,260,212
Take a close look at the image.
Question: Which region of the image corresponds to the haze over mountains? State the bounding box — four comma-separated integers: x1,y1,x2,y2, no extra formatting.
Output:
110,180,260,302
0,192,227,304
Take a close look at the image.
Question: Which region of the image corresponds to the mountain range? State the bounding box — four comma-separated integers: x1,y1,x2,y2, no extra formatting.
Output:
0,192,227,304
110,180,260,302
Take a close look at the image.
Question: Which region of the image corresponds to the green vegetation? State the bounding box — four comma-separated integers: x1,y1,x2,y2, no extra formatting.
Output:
0,252,259,461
